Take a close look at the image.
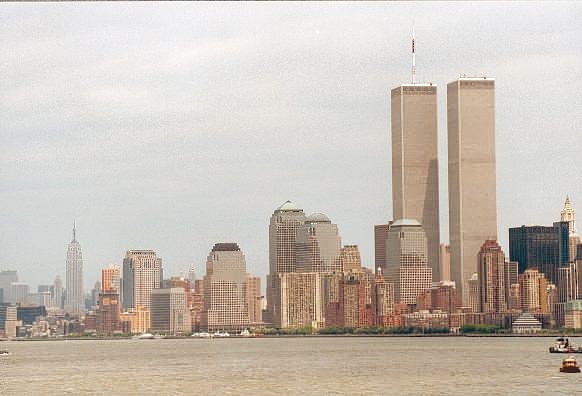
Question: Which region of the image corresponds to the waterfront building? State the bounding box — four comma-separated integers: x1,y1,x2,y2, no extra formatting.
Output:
340,245,362,272
375,270,395,324
416,281,459,313
102,265,121,293
245,275,262,325
519,269,549,314
477,240,507,314
276,272,324,329
391,82,440,282
17,306,47,325
65,223,84,313
122,250,162,311
447,77,497,304
509,222,569,283
385,219,432,306
150,288,191,334
266,201,306,326
560,196,581,262
403,310,449,330
97,290,121,334
324,270,376,328
201,243,250,332
504,260,519,305
512,312,542,334
296,213,342,273
565,300,582,329
508,283,521,312
374,223,391,274
119,305,150,334
0,305,18,338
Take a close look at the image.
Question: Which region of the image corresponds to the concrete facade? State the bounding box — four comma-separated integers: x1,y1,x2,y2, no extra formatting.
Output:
447,78,497,304
391,84,440,281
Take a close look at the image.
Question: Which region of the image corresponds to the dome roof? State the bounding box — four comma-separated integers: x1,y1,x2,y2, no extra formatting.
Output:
391,218,421,227
277,200,300,211
306,213,331,223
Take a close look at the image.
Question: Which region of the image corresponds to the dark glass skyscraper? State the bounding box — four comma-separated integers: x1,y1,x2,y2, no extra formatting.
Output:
509,221,569,283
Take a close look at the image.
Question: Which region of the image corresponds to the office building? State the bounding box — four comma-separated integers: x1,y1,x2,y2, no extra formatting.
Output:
0,305,18,338
65,223,84,313
102,265,121,293
391,83,440,281
0,271,18,304
266,201,306,325
151,288,191,334
509,222,569,283
245,275,262,325
122,250,162,311
276,272,324,329
340,245,362,272
560,196,580,262
296,213,342,273
440,244,451,281
385,219,432,306
519,269,549,314
477,240,507,313
97,291,121,334
374,223,391,274
448,77,497,303
201,243,250,332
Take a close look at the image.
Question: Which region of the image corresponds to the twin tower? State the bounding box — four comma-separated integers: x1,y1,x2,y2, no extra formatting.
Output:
391,77,497,303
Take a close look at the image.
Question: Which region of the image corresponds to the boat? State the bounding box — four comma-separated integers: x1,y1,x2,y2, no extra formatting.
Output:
560,356,581,373
0,350,10,356
137,333,155,340
549,337,582,353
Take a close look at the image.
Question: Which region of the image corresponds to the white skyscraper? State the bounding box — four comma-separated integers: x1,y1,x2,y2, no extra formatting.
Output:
65,223,84,313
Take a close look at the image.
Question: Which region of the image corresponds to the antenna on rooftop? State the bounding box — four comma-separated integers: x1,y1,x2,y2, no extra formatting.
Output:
411,26,416,84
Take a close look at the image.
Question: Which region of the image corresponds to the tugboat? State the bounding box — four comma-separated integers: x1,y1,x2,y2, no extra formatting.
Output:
560,356,581,373
549,337,582,353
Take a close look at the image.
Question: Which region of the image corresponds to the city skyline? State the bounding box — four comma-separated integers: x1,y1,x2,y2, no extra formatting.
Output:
1,3,582,289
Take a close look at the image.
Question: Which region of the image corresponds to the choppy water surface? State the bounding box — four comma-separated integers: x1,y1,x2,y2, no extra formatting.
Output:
1,336,581,395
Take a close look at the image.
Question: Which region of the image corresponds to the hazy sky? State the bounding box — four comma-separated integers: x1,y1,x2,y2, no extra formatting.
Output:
1,2,581,291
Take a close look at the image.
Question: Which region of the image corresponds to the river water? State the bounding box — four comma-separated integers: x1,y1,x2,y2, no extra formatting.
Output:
1,336,581,395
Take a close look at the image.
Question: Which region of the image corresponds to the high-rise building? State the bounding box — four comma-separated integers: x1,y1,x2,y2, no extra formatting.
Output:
447,77,497,304
375,272,395,324
323,270,376,328
519,269,549,314
276,272,324,329
9,282,30,305
560,196,580,262
201,243,250,332
122,250,162,311
509,222,570,283
391,83,440,281
385,219,432,306
266,201,306,325
97,291,121,335
477,240,507,313
53,275,64,309
374,223,391,273
150,288,191,334
0,270,18,304
296,213,342,273
0,305,18,338
466,273,480,313
340,245,362,272
101,264,121,293
65,223,84,313
245,275,262,325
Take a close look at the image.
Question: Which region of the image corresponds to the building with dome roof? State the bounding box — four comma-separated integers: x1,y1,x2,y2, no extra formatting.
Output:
296,213,342,273
266,201,306,326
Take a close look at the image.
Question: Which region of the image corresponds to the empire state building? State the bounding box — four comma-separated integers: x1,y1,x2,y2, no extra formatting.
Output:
65,223,84,313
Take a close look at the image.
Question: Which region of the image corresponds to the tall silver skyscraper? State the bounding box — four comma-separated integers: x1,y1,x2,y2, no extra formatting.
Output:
391,83,440,281
65,223,84,313
448,77,497,304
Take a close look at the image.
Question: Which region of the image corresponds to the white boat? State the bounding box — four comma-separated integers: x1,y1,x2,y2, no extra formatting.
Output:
137,333,155,340
198,332,212,339
213,331,230,337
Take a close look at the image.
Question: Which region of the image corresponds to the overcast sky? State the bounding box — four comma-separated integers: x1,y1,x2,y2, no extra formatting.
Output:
1,2,581,291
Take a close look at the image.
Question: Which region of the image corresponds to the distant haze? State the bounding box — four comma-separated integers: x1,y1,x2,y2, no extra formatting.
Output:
1,3,581,290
